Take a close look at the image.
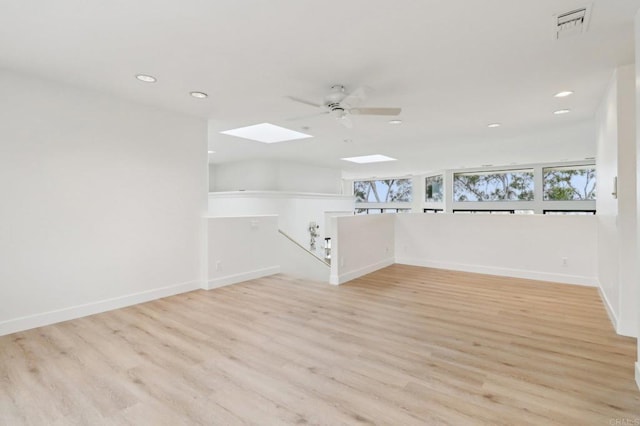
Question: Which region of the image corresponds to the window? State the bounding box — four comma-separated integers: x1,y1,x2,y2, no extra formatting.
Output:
453,169,534,201
354,179,412,203
425,175,443,202
543,165,596,200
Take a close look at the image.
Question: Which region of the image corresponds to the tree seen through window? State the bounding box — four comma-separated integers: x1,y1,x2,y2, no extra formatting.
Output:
354,179,412,203
453,170,534,202
543,166,596,200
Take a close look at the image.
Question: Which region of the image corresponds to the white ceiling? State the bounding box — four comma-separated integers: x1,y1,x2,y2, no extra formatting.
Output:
1,1,638,177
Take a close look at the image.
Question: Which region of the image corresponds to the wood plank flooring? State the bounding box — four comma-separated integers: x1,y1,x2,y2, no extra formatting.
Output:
1,264,638,425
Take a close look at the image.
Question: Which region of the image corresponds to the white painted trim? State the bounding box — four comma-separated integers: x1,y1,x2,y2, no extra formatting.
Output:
330,258,394,285
598,286,619,332
205,266,280,290
617,320,637,338
636,363,640,392
208,191,353,200
395,257,598,287
0,280,201,337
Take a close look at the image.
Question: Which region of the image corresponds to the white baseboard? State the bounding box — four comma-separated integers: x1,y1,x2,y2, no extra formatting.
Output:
0,280,201,337
395,258,598,287
330,258,394,285
636,363,640,392
205,266,280,290
598,286,618,333
615,318,636,338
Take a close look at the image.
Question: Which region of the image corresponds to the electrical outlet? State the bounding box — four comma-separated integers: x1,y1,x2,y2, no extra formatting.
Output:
561,257,568,267
216,261,221,271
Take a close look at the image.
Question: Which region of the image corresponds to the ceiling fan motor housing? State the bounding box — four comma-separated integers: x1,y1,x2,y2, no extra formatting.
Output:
325,84,347,106
326,102,345,112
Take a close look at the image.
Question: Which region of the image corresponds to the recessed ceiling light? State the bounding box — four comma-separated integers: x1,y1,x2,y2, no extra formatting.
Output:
554,91,574,98
341,154,397,164
388,120,402,125
487,123,501,128
190,91,208,99
554,109,571,115
220,123,313,143
135,74,157,83
208,150,215,154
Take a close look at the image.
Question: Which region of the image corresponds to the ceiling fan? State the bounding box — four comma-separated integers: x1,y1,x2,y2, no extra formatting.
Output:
287,84,401,128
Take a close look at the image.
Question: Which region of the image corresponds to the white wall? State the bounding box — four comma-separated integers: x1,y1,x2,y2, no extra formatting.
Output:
208,191,354,253
210,160,277,192
330,214,395,285
276,161,342,194
597,71,621,319
211,159,342,194
395,214,598,286
206,216,279,289
635,10,640,387
0,70,207,336
616,65,638,338
596,65,638,337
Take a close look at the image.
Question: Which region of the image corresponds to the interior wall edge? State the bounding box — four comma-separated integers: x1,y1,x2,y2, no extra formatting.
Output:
598,285,619,333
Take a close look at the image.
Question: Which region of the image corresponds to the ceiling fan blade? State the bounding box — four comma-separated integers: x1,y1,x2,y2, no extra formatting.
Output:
350,107,402,116
286,96,323,108
286,111,329,121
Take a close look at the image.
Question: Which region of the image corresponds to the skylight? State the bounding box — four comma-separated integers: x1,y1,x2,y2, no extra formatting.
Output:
220,123,313,143
341,154,397,164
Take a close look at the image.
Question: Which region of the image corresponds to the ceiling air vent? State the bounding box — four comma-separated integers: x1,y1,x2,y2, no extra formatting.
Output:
554,6,592,40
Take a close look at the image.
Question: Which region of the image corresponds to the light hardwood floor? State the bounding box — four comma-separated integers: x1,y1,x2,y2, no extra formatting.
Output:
1,265,638,425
